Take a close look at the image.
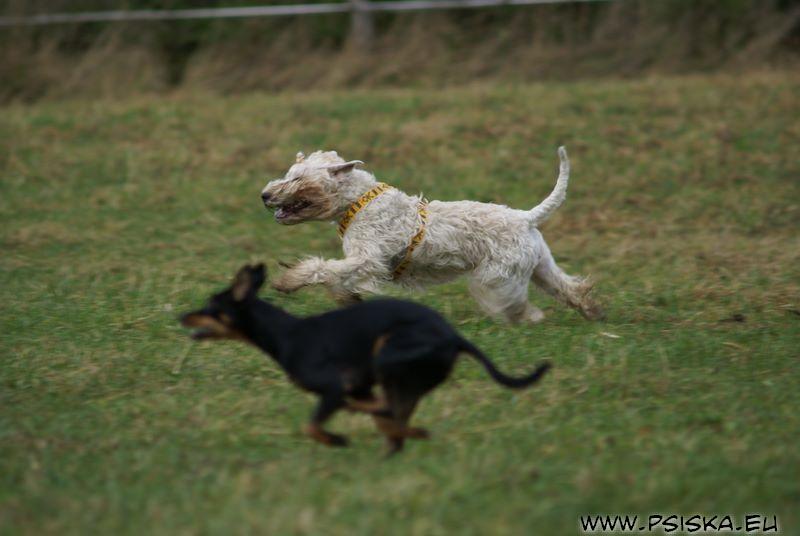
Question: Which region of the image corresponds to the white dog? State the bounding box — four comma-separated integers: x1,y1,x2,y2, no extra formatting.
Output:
260,147,602,323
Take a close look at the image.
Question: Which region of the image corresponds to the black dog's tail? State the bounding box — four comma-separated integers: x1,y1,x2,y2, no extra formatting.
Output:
460,340,551,389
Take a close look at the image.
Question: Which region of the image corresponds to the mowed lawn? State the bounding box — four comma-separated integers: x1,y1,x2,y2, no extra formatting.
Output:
1,73,799,534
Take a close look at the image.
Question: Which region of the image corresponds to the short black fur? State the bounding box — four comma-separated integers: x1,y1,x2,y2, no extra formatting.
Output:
181,263,551,455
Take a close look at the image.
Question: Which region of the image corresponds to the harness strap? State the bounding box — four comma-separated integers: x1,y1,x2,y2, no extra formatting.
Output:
337,182,392,238
337,184,428,280
392,200,428,279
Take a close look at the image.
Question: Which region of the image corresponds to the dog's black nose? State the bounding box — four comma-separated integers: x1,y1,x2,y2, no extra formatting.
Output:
261,192,271,204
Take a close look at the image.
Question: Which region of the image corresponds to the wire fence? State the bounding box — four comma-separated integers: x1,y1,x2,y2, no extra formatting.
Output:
0,0,611,26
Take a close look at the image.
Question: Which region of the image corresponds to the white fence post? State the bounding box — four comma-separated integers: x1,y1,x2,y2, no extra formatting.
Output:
349,0,374,50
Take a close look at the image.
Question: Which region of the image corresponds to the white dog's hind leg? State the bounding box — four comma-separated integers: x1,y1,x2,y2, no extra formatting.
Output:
531,247,604,320
468,272,544,324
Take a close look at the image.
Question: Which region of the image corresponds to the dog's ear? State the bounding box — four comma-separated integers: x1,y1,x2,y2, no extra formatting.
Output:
326,160,364,176
231,264,266,302
250,263,267,286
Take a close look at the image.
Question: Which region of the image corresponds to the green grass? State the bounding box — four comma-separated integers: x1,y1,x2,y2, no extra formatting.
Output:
1,72,799,534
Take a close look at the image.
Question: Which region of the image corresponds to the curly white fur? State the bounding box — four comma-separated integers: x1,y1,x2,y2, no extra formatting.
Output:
260,147,602,323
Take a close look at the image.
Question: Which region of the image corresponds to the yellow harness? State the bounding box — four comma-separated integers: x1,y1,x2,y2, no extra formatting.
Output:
337,183,428,279
337,183,392,238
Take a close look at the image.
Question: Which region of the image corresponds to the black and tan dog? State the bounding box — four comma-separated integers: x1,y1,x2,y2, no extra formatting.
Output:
181,264,551,455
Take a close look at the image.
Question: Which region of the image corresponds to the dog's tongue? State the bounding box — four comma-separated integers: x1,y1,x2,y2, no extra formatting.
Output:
274,207,287,220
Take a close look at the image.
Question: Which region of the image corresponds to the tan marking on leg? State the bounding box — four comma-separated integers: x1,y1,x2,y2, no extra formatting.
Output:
304,423,345,446
305,423,330,445
371,415,427,439
372,334,390,357
372,415,403,437
345,395,388,413
373,415,406,455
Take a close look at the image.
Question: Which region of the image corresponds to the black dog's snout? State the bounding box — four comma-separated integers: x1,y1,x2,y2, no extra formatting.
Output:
261,192,272,204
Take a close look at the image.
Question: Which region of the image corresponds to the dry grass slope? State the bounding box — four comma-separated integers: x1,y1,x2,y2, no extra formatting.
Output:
1,0,799,102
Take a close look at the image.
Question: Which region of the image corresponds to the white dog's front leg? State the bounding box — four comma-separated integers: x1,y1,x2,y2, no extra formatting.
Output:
272,257,337,293
272,256,383,298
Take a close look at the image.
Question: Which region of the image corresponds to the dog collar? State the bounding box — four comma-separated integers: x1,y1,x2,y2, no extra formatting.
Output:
337,182,392,237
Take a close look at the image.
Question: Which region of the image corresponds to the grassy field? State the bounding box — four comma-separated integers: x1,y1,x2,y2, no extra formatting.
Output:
1,72,799,534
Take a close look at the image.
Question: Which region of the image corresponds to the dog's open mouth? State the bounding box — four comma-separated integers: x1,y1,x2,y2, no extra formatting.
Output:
181,313,223,340
274,200,311,222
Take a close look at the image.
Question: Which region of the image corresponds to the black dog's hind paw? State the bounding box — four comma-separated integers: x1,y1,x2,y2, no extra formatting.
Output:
327,433,349,447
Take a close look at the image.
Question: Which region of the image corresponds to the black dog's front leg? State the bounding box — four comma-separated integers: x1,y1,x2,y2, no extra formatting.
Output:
305,396,348,447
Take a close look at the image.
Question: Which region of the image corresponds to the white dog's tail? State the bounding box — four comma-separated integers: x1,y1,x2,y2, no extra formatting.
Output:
528,146,569,227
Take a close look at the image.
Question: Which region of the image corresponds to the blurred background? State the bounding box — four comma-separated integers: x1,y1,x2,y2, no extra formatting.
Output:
1,0,798,102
